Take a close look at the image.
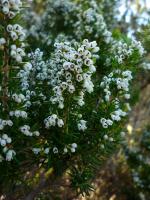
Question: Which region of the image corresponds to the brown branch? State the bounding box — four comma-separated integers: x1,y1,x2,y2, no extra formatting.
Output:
2,16,10,113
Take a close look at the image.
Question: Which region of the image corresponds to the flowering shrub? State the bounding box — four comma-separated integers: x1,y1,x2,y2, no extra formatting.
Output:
0,0,145,198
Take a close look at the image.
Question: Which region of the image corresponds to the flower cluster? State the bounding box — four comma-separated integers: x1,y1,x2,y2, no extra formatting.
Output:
0,0,36,164
0,119,13,130
12,93,26,103
112,40,145,64
77,120,87,131
7,24,25,41
74,6,113,43
100,118,113,129
5,149,16,161
32,143,78,155
49,39,99,109
0,0,22,18
44,114,64,128
24,0,114,48
99,69,134,130
0,134,12,146
10,43,25,62
4,18,26,63
111,109,127,122
100,70,133,102
32,0,76,45
9,110,28,119
64,143,78,153
20,125,40,137
0,134,15,162
17,50,50,94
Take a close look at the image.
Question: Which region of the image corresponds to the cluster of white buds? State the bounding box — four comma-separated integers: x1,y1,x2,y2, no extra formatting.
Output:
5,149,16,161
7,24,25,41
9,110,28,119
100,118,113,128
112,39,145,64
76,91,85,107
18,50,50,94
63,143,78,153
0,0,22,18
0,134,12,146
70,143,77,153
32,148,42,155
120,70,133,90
1,147,16,162
131,39,145,56
113,41,133,64
103,134,114,142
53,147,58,154
100,70,133,102
0,119,13,130
33,142,78,156
12,93,26,103
74,6,113,43
100,69,134,129
0,0,27,163
0,134,15,161
44,114,64,128
49,39,99,109
17,62,32,91
18,62,33,93
0,1,26,63
77,120,87,131
111,109,127,122
10,44,25,62
20,125,40,137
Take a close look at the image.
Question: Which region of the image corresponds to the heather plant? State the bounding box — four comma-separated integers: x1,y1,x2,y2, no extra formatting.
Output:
0,0,145,199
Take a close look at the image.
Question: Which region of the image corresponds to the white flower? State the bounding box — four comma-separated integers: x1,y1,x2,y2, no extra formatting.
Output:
124,94,130,99
68,85,75,93
64,147,68,153
6,150,16,161
6,137,12,144
44,114,58,128
7,25,13,32
104,135,108,140
71,143,77,148
11,31,18,41
24,62,32,71
2,6,9,14
33,131,40,137
100,118,113,128
78,120,87,131
57,119,64,127
0,139,6,147
70,147,76,153
32,148,41,155
2,134,8,140
53,147,58,154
